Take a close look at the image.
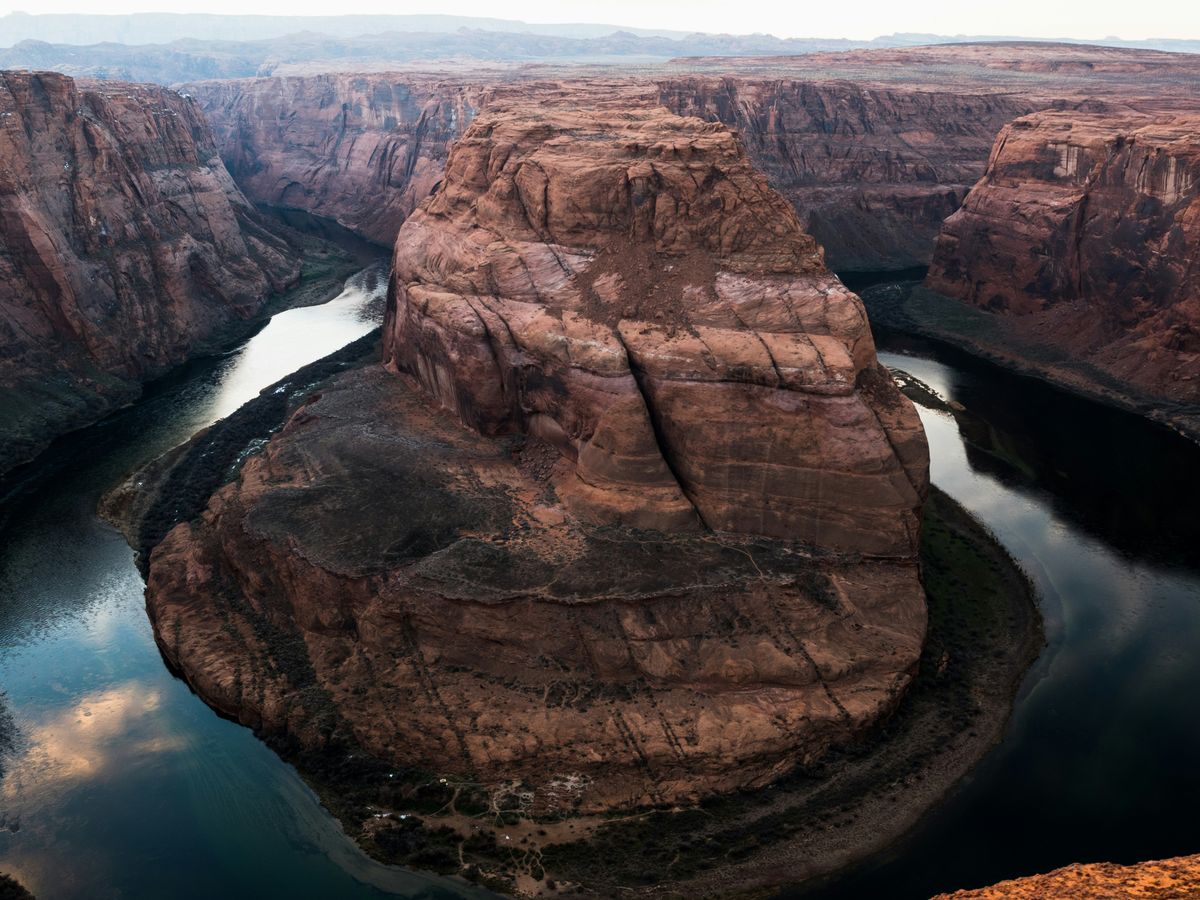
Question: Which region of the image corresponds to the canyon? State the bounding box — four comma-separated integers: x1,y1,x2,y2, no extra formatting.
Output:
181,43,1200,282
190,74,486,246
2,32,1200,900
175,46,1200,448
141,91,929,829
923,108,1200,437
0,71,300,476
183,66,1033,272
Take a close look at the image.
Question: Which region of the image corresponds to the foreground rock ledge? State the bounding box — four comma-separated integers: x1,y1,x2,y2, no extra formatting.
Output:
146,97,928,814
934,853,1200,899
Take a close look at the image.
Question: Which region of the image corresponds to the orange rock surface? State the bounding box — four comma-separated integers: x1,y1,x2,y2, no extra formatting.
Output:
933,853,1200,899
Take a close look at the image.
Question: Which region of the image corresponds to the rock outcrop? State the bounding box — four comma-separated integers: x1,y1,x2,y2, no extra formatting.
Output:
189,68,1032,273
188,74,485,246
0,71,299,474
144,95,928,815
657,78,1032,271
926,109,1200,411
933,853,1200,899
386,92,927,550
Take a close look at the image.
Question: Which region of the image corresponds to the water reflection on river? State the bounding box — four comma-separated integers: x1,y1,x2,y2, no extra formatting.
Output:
0,267,487,900
798,334,1200,898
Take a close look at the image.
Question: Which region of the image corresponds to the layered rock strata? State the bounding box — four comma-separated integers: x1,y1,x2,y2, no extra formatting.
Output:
926,110,1200,412
0,71,298,474
145,97,928,813
188,68,1033,271
657,78,1031,271
190,74,485,246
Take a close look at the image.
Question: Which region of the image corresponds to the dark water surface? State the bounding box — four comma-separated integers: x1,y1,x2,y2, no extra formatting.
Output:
3,262,1199,899
0,268,486,899
797,328,1200,898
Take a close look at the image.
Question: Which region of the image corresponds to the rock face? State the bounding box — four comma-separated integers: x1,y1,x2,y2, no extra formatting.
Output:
932,853,1200,899
189,75,485,246
386,94,927,551
657,78,1032,272
0,71,298,474
190,70,1031,273
926,109,1200,408
145,96,928,814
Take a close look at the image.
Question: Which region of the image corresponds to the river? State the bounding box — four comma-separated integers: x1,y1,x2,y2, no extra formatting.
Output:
799,329,1200,898
1,274,1198,899
0,266,487,899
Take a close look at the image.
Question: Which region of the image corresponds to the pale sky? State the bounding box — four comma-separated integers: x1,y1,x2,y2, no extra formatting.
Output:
1,0,1198,42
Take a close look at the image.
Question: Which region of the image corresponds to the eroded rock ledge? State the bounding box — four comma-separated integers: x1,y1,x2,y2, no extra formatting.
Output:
145,96,928,816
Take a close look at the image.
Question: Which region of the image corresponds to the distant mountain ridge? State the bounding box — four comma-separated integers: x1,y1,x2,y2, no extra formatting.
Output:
1,12,1198,53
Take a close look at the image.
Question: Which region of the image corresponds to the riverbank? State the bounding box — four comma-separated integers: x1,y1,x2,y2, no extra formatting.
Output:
112,337,1041,898
250,486,1040,898
860,280,1200,445
99,329,382,567
0,209,381,496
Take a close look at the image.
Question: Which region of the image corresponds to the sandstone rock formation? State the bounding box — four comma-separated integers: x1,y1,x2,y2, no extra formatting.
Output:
926,109,1200,411
144,95,928,814
188,63,1036,273
0,71,299,474
933,853,1200,899
189,74,484,246
386,92,928,551
657,78,1031,271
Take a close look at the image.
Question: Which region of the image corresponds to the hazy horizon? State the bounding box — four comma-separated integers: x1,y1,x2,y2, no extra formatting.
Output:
1,1,1197,43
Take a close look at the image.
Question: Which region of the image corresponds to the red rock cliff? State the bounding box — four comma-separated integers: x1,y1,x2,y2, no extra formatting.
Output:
926,109,1200,409
656,77,1032,271
0,71,298,473
188,74,485,246
144,93,928,816
189,70,1031,273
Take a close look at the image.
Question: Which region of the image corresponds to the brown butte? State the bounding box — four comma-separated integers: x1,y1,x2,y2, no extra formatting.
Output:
926,109,1200,415
933,853,1200,899
144,92,929,814
0,70,298,474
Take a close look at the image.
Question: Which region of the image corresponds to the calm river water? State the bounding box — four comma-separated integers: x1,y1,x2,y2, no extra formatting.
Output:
0,266,488,899
800,328,1200,898
1,272,1198,899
